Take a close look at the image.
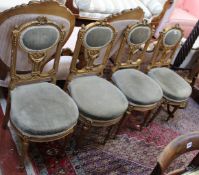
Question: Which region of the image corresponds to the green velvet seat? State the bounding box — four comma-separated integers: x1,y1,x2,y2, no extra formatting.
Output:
148,67,192,102
68,76,128,121
112,69,163,106
11,82,79,136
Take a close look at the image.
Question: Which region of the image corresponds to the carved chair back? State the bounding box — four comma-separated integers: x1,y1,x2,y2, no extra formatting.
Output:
0,1,75,72
112,20,153,72
66,21,116,82
148,25,183,70
9,16,68,89
105,8,144,58
151,132,199,175
70,9,144,72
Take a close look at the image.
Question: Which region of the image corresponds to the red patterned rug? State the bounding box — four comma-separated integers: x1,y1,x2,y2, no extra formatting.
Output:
2,98,199,175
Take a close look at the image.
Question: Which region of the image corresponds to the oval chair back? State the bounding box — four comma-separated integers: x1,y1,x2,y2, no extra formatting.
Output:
0,1,75,72
9,16,69,89
148,25,183,70
64,21,116,89
151,132,199,175
112,20,153,72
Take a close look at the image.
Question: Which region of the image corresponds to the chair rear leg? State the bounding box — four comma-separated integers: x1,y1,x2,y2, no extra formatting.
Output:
166,104,178,121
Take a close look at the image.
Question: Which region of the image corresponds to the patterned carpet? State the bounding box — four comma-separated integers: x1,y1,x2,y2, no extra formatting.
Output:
1,97,199,175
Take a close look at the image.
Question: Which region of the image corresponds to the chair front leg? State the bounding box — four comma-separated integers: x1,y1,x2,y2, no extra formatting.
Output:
115,110,130,135
102,126,113,145
2,95,11,129
142,110,153,128
74,120,91,152
145,103,163,127
109,123,119,139
19,137,29,170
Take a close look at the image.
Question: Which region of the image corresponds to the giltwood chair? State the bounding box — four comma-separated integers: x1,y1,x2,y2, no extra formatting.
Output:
111,21,163,130
64,21,128,148
2,16,79,168
151,132,199,175
0,0,75,87
148,25,192,121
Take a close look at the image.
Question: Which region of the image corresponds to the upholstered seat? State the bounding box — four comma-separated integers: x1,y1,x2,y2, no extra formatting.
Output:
148,67,192,102
11,82,78,136
68,76,128,121
112,69,163,106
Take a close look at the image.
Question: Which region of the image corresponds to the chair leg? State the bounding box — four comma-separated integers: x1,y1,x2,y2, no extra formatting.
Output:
102,126,113,145
19,138,29,170
115,111,130,135
145,104,163,127
74,121,91,153
141,110,153,128
166,104,178,121
2,95,11,129
109,124,119,139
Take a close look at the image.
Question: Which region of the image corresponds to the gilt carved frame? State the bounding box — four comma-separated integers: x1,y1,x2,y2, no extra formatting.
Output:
65,21,117,86
112,20,153,72
0,0,75,78
148,24,183,70
9,16,67,90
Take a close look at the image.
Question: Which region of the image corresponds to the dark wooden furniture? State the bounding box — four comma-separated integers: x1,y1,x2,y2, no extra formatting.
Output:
151,132,199,175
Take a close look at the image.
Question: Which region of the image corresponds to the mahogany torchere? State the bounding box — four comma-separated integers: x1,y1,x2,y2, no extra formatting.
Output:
172,20,199,103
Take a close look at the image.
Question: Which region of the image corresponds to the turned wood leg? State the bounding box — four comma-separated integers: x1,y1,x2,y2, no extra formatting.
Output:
166,104,178,121
74,121,91,154
145,104,163,127
115,111,130,135
19,138,29,170
142,110,153,128
2,95,11,129
102,126,112,145
109,124,119,139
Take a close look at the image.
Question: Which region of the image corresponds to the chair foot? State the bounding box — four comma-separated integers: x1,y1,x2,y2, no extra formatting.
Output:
128,123,142,131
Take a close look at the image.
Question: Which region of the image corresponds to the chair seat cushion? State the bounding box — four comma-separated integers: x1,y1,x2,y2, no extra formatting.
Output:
112,69,163,105
11,82,79,136
68,76,128,121
148,67,192,102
